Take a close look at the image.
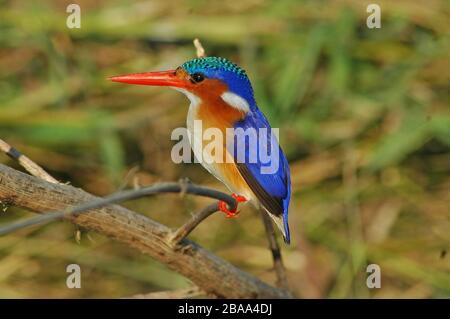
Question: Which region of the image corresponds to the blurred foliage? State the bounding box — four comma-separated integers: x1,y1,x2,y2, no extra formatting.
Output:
0,0,449,298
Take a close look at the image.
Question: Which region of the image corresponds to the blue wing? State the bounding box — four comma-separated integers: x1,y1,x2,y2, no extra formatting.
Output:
230,109,291,241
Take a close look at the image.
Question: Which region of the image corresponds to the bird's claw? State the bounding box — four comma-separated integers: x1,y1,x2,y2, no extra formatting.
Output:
218,200,239,218
218,194,247,218
232,193,247,203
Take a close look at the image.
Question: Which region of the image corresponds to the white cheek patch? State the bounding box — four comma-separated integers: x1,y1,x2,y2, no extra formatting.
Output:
221,91,250,113
173,87,201,108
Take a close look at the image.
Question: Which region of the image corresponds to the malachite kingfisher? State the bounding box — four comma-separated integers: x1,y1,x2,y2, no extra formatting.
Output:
110,57,291,244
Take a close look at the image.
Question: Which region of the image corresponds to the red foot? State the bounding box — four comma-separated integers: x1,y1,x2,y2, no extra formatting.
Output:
218,194,247,218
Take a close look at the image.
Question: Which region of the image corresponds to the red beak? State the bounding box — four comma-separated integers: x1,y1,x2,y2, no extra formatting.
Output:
109,70,187,88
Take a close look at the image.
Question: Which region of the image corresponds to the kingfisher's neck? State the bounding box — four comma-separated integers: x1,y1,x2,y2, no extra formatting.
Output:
190,96,247,129
175,85,255,130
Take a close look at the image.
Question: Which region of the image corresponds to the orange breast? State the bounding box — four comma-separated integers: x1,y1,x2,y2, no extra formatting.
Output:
191,81,253,198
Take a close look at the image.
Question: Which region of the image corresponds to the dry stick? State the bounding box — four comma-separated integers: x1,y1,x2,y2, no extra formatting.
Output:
194,38,206,58
0,138,59,184
0,182,236,236
0,138,287,295
170,202,219,245
0,138,235,237
261,212,290,291
0,164,290,298
0,138,285,297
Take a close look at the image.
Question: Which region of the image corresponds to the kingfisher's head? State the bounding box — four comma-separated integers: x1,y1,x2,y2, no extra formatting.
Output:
110,57,255,113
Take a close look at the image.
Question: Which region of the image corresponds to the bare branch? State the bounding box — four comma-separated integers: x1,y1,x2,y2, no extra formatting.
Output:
0,138,59,184
0,181,236,236
261,212,290,292
0,164,290,298
170,202,219,245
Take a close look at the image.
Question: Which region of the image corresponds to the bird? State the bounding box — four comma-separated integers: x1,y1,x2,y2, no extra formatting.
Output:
110,56,291,243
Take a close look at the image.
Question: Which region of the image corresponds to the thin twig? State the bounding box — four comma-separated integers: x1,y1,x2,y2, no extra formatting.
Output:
260,212,290,291
0,182,236,236
170,202,219,245
117,165,140,191
0,138,59,184
194,38,206,58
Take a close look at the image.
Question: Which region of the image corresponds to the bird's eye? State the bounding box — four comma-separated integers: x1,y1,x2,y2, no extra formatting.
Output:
191,73,205,83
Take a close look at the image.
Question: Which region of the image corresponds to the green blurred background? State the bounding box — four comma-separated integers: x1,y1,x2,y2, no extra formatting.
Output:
0,0,449,298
